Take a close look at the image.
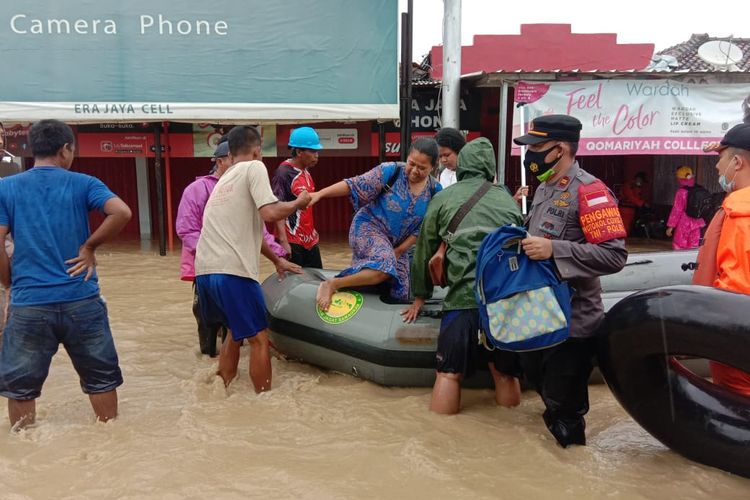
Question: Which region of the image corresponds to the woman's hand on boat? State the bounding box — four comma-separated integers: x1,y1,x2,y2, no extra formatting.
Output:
400,297,426,323
275,257,303,279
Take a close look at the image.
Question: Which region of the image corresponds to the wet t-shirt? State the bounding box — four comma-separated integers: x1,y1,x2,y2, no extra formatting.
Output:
0,167,115,305
271,161,318,249
195,160,278,282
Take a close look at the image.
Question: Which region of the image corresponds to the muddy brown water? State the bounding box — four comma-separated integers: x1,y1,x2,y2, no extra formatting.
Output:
1,239,748,499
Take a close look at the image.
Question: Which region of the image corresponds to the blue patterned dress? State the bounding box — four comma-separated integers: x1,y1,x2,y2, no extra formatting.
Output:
338,162,441,300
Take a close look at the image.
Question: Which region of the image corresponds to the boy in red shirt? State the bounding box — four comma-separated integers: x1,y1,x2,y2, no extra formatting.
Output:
272,127,323,268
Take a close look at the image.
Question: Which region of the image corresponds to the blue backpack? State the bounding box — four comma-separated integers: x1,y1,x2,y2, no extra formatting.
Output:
474,225,572,352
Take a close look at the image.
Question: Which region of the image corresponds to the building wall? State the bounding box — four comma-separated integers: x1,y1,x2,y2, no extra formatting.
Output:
71,157,141,238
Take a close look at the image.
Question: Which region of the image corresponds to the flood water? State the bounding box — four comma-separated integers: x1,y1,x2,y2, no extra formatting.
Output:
1,239,748,499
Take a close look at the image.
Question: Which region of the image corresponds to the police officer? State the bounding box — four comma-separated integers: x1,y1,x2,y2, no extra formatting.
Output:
513,114,628,447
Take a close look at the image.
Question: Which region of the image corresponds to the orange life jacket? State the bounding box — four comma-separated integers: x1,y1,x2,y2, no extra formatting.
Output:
693,186,750,396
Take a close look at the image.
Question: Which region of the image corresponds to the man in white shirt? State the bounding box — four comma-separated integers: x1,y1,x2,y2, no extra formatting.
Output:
195,126,311,393
435,127,466,188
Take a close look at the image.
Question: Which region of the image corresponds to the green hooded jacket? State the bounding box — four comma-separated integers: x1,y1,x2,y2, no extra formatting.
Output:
411,137,523,310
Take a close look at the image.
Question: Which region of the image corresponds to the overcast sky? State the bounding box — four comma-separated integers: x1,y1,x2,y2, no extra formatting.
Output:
399,0,749,61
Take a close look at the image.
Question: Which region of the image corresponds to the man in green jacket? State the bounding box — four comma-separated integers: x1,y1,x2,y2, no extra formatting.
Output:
402,137,523,414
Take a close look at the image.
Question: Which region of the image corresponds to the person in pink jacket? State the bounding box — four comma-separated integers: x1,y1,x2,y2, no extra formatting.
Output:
666,166,705,250
176,140,299,356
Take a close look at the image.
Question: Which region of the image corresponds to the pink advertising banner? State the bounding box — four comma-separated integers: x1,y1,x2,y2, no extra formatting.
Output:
512,80,750,156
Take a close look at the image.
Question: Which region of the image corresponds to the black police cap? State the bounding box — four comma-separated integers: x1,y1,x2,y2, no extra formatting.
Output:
514,114,583,145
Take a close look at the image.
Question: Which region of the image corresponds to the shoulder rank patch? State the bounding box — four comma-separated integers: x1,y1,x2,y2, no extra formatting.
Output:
578,180,626,244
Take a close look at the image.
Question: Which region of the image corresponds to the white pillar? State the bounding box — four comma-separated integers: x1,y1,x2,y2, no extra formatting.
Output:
497,80,510,184
441,0,461,129
518,105,528,215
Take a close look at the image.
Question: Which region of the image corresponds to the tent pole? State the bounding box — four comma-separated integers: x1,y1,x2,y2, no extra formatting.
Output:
518,103,528,215
378,122,386,163
163,121,174,252
153,123,166,256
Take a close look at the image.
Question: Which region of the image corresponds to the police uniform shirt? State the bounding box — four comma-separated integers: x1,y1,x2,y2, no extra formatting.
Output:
526,161,627,338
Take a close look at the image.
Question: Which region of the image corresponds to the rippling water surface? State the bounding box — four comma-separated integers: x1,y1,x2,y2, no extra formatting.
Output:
1,240,748,499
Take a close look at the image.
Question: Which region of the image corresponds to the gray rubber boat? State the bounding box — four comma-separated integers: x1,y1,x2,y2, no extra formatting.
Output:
263,249,703,387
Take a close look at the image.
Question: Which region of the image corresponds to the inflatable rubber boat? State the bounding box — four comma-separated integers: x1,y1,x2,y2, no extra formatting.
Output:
598,285,750,478
263,249,703,387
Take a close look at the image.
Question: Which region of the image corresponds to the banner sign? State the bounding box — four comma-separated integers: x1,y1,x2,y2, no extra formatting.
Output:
192,124,277,158
276,123,371,157
316,129,359,150
0,0,398,122
512,80,750,156
76,123,187,157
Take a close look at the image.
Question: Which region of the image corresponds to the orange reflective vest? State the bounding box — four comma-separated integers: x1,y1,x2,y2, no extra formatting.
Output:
693,186,750,396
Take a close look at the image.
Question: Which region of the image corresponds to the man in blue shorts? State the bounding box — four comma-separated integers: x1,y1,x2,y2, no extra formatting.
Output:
404,138,523,414
195,126,311,392
0,119,132,429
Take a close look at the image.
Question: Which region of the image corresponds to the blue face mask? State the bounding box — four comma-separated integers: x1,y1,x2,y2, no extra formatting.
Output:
718,159,738,193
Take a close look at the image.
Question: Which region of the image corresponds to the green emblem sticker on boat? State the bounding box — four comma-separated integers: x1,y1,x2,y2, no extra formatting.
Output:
317,290,364,324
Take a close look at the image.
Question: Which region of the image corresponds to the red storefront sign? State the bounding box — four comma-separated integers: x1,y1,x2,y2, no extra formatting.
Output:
76,132,194,157
3,123,33,157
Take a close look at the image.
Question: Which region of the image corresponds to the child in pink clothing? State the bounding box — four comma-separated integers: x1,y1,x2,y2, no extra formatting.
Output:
666,166,705,250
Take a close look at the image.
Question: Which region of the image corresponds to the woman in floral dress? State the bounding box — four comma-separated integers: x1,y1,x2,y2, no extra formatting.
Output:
310,138,441,311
